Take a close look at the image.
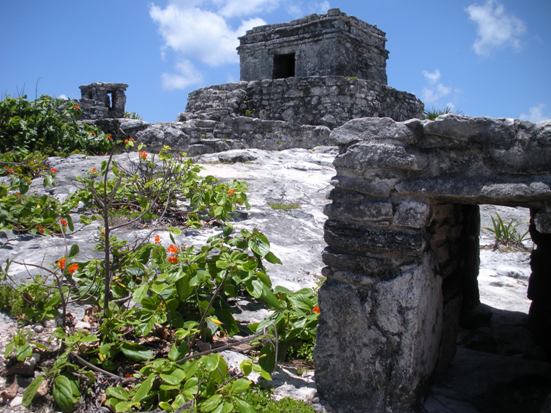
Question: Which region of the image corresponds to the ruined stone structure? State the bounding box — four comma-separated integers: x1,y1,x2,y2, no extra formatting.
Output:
83,9,423,155
79,82,127,120
237,8,388,84
315,115,551,412
184,76,421,129
179,8,422,134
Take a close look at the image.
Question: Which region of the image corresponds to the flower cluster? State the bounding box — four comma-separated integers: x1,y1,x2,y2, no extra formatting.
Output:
56,257,79,274
167,244,179,264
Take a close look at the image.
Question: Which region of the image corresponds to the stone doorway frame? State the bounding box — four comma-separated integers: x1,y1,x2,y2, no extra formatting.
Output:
314,115,551,412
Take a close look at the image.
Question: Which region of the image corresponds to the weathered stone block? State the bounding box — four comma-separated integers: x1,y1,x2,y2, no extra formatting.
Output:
315,256,443,412
324,219,425,255
394,200,431,228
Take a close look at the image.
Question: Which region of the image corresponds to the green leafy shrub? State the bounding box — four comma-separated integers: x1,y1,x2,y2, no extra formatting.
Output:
0,179,74,234
0,150,49,180
2,142,319,412
0,276,63,322
0,95,111,154
241,389,315,412
486,213,529,250
254,287,319,370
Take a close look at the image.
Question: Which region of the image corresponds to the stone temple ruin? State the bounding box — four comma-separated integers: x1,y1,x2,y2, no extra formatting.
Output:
79,82,127,120
237,7,388,84
78,8,551,413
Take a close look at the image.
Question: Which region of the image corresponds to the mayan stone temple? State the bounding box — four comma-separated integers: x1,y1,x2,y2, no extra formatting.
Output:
73,8,551,413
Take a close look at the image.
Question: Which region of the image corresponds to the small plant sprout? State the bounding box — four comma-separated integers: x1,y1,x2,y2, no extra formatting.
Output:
485,212,529,250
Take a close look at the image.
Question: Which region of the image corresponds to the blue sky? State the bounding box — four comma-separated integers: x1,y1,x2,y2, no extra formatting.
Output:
1,0,550,123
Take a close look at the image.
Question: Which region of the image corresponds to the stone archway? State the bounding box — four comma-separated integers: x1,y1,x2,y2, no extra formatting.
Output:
315,115,551,412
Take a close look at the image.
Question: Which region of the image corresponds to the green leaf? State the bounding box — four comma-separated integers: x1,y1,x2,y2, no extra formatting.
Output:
120,343,155,362
167,344,180,362
240,360,252,377
200,394,223,412
132,284,149,303
160,368,187,385
234,398,255,413
66,215,74,232
202,354,221,372
252,363,272,381
68,244,79,258
114,400,135,413
132,373,155,403
264,251,282,265
105,386,130,401
22,375,45,407
53,375,80,412
248,238,270,258
259,345,276,373
169,226,182,236
230,378,251,395
261,284,284,310
183,377,199,399
15,343,32,362
249,279,263,299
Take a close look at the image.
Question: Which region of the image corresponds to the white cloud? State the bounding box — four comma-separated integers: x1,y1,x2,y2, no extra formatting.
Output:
161,60,204,90
58,94,68,100
466,0,526,56
519,103,551,123
422,69,441,84
422,69,453,104
150,4,264,67
150,0,330,91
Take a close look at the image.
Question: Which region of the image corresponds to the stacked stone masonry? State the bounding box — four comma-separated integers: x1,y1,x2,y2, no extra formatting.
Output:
79,82,127,120
184,76,423,129
315,115,551,412
238,8,388,84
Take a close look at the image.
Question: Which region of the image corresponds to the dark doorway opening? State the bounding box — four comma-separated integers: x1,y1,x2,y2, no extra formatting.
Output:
273,53,295,79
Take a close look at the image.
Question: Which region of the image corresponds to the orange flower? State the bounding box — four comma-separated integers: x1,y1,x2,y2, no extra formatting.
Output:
167,255,178,264
4,167,14,174
72,103,81,111
57,257,66,271
227,188,236,197
89,167,98,174
36,225,45,235
59,218,68,227
167,244,178,254
67,263,79,274
312,305,320,314
153,235,161,244
50,167,58,174
138,150,148,161
123,137,135,145
106,134,113,142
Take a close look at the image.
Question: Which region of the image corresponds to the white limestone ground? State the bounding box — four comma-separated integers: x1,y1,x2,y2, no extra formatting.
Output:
0,148,538,412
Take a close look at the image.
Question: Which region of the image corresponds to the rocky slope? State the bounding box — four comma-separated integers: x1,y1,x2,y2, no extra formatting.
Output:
0,147,545,412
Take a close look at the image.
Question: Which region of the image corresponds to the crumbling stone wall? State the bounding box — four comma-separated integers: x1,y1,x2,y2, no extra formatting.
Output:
79,82,127,120
95,116,332,156
316,115,551,412
238,8,388,84
184,76,423,129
